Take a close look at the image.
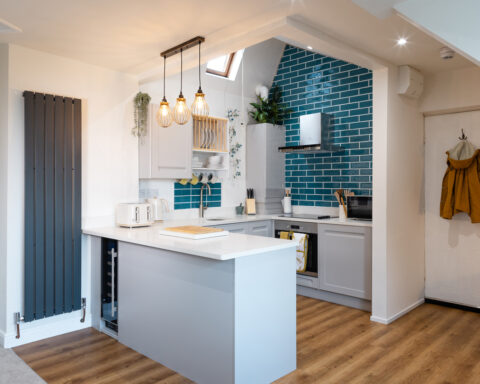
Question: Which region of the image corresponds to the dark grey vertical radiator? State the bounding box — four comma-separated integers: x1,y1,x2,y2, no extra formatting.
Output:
22,91,83,327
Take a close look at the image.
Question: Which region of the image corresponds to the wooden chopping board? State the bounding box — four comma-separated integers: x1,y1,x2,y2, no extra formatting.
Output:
159,225,229,240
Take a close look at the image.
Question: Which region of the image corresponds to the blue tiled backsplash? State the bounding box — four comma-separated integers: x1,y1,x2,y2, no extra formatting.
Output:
174,182,222,210
272,45,373,207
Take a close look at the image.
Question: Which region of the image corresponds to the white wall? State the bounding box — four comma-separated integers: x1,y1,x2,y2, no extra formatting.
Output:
0,45,9,337
420,66,480,114
425,111,480,308
420,64,480,308
371,64,425,323
1,44,139,347
139,39,285,213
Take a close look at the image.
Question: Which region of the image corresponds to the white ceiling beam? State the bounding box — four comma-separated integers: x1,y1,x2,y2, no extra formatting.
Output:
138,13,388,84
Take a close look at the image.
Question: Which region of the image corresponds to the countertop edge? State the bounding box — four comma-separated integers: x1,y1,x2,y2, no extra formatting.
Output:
82,228,297,260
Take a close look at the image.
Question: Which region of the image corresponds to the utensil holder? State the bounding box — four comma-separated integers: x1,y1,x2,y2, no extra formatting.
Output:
339,205,347,221
245,199,256,215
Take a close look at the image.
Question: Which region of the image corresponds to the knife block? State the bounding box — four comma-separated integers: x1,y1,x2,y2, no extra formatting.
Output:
245,198,256,215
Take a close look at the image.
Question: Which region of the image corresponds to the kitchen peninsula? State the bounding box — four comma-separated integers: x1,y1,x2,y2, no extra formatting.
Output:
84,222,297,384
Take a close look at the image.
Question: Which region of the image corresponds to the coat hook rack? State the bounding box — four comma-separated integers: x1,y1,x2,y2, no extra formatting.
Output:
459,129,468,141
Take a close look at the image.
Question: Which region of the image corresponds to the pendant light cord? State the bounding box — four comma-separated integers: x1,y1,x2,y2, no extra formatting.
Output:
180,48,183,96
163,56,166,98
198,42,201,90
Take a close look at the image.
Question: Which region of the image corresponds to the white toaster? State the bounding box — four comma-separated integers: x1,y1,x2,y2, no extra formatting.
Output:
116,203,154,228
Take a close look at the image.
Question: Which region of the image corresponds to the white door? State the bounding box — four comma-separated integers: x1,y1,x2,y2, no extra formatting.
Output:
425,111,480,308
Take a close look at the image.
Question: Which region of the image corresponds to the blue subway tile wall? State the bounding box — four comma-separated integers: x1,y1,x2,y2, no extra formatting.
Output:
174,182,222,210
272,45,372,207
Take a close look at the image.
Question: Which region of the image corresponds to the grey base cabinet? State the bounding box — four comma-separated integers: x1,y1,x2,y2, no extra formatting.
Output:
118,241,296,384
212,220,273,237
317,224,372,300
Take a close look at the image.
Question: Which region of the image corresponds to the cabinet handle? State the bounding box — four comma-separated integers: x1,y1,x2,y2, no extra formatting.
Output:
135,207,139,223
111,248,117,317
147,205,151,222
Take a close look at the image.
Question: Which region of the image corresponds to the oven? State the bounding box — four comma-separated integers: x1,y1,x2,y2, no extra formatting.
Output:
274,220,318,279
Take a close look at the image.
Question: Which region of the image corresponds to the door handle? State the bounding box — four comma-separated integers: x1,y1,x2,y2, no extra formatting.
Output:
110,248,117,317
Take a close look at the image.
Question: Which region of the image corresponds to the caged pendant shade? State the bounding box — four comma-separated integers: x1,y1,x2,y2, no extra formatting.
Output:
173,49,191,125
157,98,173,128
156,56,173,128
191,41,209,118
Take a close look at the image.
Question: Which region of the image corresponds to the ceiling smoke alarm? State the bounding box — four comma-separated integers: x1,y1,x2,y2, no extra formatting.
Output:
440,47,455,60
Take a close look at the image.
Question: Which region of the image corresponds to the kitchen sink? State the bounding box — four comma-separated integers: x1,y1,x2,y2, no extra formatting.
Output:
206,217,231,221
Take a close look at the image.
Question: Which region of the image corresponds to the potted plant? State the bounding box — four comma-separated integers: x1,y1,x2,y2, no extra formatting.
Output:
248,85,291,125
132,92,151,137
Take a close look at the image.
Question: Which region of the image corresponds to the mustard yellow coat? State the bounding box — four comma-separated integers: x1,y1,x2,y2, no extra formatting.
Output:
440,149,480,223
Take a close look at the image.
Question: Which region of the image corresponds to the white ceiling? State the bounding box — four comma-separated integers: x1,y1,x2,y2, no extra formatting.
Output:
351,0,407,19
0,0,473,77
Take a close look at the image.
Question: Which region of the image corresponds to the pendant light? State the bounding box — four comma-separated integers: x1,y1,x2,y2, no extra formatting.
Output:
191,41,209,118
156,56,173,128
173,48,191,125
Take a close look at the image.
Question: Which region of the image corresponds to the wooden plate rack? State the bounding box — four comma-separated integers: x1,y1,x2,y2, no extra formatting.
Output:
193,116,228,152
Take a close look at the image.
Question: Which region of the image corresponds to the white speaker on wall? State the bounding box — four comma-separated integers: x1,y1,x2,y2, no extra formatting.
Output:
397,65,424,99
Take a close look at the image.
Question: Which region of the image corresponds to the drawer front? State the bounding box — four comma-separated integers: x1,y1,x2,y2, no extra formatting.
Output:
212,222,248,234
249,221,273,237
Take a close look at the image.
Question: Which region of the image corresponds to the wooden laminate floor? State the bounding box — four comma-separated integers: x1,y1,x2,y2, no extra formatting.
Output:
14,296,480,384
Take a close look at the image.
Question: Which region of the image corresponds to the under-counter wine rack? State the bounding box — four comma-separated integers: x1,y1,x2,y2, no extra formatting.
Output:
193,116,228,152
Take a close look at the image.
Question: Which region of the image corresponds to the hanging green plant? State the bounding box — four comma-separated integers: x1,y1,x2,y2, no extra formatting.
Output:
132,92,151,137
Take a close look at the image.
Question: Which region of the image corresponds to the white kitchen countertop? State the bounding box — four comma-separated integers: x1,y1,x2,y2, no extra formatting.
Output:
273,215,372,227
83,219,294,261
82,214,371,260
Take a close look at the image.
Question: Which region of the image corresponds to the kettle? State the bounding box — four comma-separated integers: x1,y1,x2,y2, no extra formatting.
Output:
146,197,169,221
281,196,292,214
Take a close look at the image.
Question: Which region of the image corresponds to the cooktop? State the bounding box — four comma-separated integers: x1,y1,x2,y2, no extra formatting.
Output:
277,214,338,220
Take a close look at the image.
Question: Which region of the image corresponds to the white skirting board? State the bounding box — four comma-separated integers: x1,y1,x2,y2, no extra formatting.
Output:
370,299,424,325
1,311,91,348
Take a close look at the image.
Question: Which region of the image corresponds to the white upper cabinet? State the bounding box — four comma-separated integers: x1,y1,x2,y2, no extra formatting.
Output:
139,103,192,179
246,123,285,214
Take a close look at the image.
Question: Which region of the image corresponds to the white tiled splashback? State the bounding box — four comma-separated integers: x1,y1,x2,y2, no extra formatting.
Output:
139,179,174,206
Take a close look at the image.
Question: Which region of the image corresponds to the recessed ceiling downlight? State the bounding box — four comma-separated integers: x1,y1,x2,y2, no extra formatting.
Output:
0,17,21,33
397,37,407,46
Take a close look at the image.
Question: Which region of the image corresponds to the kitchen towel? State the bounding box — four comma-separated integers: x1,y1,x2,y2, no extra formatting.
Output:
292,233,308,273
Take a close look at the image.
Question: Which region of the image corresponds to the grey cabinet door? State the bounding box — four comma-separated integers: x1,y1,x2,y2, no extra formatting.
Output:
214,222,248,234
211,220,274,237
249,221,273,237
318,224,372,299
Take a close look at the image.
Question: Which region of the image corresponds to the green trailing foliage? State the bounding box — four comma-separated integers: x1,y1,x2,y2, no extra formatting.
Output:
248,86,292,125
132,92,151,137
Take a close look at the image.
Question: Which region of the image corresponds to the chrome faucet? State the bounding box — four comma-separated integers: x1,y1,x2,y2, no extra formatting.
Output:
199,183,211,218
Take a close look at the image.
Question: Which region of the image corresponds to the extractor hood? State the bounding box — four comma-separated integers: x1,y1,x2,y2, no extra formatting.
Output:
278,112,342,153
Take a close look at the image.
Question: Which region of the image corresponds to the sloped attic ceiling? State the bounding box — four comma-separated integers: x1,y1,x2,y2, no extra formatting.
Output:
141,38,286,101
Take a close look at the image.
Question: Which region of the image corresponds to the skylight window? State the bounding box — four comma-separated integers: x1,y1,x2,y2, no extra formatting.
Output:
206,49,244,81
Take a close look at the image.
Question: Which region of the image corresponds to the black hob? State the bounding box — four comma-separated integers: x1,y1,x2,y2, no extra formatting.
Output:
277,214,337,220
